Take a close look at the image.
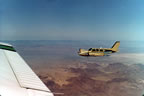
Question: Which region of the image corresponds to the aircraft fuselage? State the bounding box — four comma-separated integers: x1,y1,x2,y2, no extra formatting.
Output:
78,41,120,56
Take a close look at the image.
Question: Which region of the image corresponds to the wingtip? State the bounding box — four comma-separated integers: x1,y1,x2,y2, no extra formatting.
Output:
0,42,13,47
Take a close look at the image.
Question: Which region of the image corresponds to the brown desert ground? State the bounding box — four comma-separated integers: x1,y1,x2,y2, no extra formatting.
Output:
37,61,144,96
13,41,144,96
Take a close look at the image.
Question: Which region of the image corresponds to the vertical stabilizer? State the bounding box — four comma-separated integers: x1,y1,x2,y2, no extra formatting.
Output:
111,41,120,52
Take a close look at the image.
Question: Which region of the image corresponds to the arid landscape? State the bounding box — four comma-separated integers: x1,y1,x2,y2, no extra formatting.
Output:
37,61,144,96
11,40,144,96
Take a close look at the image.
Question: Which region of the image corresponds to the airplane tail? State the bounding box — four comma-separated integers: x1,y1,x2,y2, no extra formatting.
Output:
111,41,120,52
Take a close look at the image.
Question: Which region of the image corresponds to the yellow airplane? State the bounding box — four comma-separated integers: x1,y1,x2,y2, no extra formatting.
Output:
78,41,120,56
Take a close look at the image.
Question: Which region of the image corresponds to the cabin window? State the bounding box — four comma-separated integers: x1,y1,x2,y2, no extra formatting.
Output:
96,49,99,51
100,49,103,52
105,50,111,52
92,49,96,51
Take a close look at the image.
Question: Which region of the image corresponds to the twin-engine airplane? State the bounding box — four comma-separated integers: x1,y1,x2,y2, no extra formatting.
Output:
78,41,120,56
0,42,54,96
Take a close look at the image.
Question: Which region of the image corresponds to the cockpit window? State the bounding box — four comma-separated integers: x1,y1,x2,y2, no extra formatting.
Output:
88,48,92,51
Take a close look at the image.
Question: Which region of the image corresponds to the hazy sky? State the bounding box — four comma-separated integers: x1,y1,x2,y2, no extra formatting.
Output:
0,0,144,40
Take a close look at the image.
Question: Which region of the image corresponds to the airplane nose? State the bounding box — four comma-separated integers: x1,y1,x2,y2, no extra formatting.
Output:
78,48,81,53
79,48,82,53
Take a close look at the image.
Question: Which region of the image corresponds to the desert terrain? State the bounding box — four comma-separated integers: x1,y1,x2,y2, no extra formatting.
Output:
9,40,144,96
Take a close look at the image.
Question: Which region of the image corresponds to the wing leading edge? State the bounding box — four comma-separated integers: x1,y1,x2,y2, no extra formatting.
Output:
0,42,54,96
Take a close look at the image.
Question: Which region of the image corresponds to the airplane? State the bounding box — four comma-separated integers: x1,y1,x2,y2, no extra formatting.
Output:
78,41,120,56
0,42,54,96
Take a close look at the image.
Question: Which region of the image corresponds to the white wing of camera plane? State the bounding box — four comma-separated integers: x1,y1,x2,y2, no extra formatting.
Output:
0,42,54,96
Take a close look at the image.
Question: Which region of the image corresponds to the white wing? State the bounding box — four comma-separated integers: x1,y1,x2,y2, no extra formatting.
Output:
0,42,54,96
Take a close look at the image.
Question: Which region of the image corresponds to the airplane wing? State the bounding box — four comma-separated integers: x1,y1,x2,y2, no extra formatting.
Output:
0,42,54,96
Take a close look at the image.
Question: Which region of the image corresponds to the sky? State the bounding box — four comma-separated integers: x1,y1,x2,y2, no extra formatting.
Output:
0,0,144,40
